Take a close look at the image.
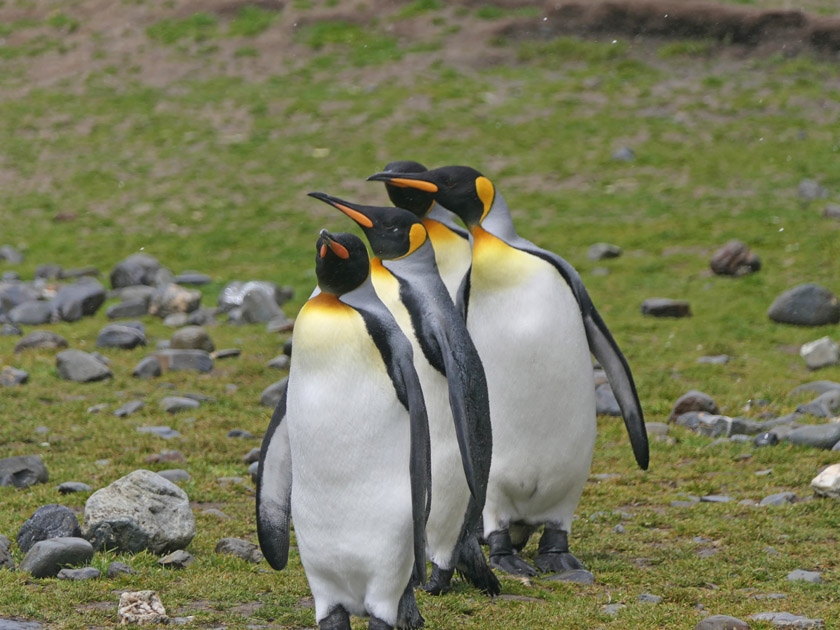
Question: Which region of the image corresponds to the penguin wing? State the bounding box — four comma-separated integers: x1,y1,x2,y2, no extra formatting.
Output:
522,245,649,470
256,387,293,570
455,265,472,323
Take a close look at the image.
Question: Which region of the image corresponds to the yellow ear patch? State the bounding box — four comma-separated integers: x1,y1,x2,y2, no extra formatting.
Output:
476,176,495,221
395,223,428,259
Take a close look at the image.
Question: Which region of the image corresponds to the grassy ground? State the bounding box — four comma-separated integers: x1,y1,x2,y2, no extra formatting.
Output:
1,1,840,628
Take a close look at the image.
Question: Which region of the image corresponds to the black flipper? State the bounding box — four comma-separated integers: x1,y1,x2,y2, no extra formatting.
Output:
256,387,293,570
520,245,649,470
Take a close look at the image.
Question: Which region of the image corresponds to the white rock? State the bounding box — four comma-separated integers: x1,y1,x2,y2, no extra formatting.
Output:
118,590,168,625
811,463,840,499
800,337,840,370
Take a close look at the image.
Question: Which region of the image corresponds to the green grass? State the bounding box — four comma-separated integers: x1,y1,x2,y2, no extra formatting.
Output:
1,4,840,629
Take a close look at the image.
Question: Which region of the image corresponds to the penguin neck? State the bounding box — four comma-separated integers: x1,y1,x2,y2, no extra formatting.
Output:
378,241,444,292
474,191,519,244
425,203,469,241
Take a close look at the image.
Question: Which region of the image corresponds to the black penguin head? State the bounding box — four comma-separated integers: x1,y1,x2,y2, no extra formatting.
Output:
314,230,370,295
379,160,434,219
309,192,428,261
367,165,495,228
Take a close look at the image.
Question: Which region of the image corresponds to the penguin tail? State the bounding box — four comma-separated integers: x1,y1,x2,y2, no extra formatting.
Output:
456,535,501,596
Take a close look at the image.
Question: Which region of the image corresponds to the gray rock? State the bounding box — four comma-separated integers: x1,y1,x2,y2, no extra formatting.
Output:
637,593,663,604
56,566,101,581
749,612,823,628
600,603,625,616
824,203,840,219
137,426,181,439
115,400,145,417
58,481,92,494
202,508,230,519
260,378,288,408
170,326,214,353
267,312,294,332
806,390,840,416
174,272,211,286
149,283,201,318
83,469,196,554
760,492,797,506
107,560,138,578
17,504,82,553
51,279,107,322
544,569,595,584
787,424,840,449
811,463,840,499
0,535,11,551
700,495,732,503
0,544,13,570
97,324,146,349
114,284,157,304
669,390,719,422
786,569,822,583
14,330,68,353
19,537,94,578
158,549,194,569
56,350,113,383
133,356,162,379
754,432,780,447
768,284,840,326
9,301,52,326
1,323,23,336
267,355,290,370
244,447,261,464
800,337,839,370
694,615,749,630
697,354,731,364
0,619,42,630
240,287,285,324
163,312,189,328
110,254,163,289
789,381,840,397
219,280,292,312
215,537,263,563
0,245,23,263
730,417,764,435
798,178,828,201
248,461,259,483
1,270,20,281
156,349,213,373
118,590,168,625
0,455,48,488
187,307,219,326
595,383,620,416
645,423,670,439
641,297,691,318
612,146,635,161
106,300,149,319
160,396,200,413
227,429,255,439
212,348,241,360
709,239,761,276
157,469,190,484
1,366,29,387
588,242,622,261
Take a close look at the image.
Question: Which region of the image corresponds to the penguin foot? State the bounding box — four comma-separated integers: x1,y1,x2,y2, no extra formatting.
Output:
369,616,394,630
534,551,585,573
489,553,539,577
423,564,454,596
319,605,351,630
396,581,425,629
456,535,501,596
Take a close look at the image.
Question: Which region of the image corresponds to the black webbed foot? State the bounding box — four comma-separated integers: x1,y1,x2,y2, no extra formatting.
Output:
487,530,538,577
534,526,585,573
423,564,454,596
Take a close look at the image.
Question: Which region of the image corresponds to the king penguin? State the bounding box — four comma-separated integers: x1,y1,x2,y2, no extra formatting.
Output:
308,192,499,597
377,161,473,301
368,165,649,576
256,230,431,630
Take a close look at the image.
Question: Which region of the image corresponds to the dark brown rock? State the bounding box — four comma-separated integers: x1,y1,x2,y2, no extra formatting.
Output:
709,239,761,276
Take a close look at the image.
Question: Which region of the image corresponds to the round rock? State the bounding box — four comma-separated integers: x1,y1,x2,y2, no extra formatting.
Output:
57,567,101,581
9,301,52,326
96,324,146,350
19,537,94,578
768,283,840,326
170,326,214,353
0,455,48,488
668,390,719,423
14,331,68,353
17,504,83,553
1,366,29,387
56,350,113,383
787,424,840,450
58,481,93,495
133,356,162,379
260,378,288,408
110,253,163,289
215,537,263,563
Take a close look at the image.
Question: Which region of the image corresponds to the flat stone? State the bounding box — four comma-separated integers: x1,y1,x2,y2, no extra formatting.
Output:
19,537,94,578
160,396,200,413
201,508,230,519
641,297,691,318
788,424,840,449
14,330,68,353
133,356,162,378
260,378,288,408
187,307,219,326
798,178,828,201
0,620,41,630
697,354,731,364
266,313,294,332
768,284,840,326
96,324,146,350
106,300,149,319
802,390,840,417
824,203,840,219
9,301,52,326
0,245,24,263
227,429,255,439
760,492,797,506
600,603,625,616
811,463,840,499
145,449,186,464
170,326,214,353
244,447,261,465
786,569,822,583
267,355,290,370
215,537,263,563
1,366,28,387
56,350,113,383
695,615,749,630
156,349,213,373
212,348,241,359
118,590,168,625
1,323,23,336
17,504,82,553
56,567,100,581
57,481,92,494
749,611,824,628
157,469,190,484
0,545,14,570
588,242,622,261
51,279,107,322
159,549,194,569
637,593,663,604
106,561,138,578
174,272,211,286
800,337,840,370
0,455,48,488
789,381,840,397
543,569,595,584
115,400,145,417
669,390,719,422
137,426,181,439
709,239,761,276
612,146,635,161
701,495,732,503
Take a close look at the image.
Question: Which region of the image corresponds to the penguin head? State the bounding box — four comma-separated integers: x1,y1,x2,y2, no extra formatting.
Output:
379,160,435,219
368,165,495,228
314,230,370,295
309,192,428,261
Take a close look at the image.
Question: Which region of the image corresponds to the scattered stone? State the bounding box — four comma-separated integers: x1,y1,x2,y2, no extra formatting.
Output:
149,283,201,318
202,508,230,519
219,280,292,312
57,566,101,581
709,239,761,276
786,569,822,583
700,495,732,503
0,544,14,570
215,537,263,563
17,505,83,553
51,279,107,323
588,242,622,261
788,424,840,450
212,348,241,360
9,301,52,326
116,284,157,304
267,355,290,370
283,338,292,356
114,400,145,417
755,432,779,447
789,381,840,397
0,455,48,488
768,284,840,326
58,481,92,494
612,146,635,161
1,366,28,386
800,337,840,370
157,469,190,484
1,323,23,336
96,324,146,350
260,378,288,408
0,245,23,263
160,396,200,413
797,390,840,417
248,461,259,483
670,500,696,507
638,593,662,604
133,356,162,379
187,307,219,326
760,492,797,506
170,326,214,353
267,312,294,332
106,300,149,319
697,354,731,364
156,349,213,373
811,463,840,499
239,287,286,324
752,593,786,600
227,429,255,439
824,203,840,219
244,447,261,465
110,254,164,289
106,561,137,578
694,615,749,630
56,350,113,383
0,535,11,551
163,312,189,328
798,178,828,201
174,272,211,286
14,330,68,353
669,390,719,422
145,449,186,464
641,298,691,318
83,469,196,554
540,569,595,584
749,612,824,628
19,537,94,578
158,549,194,569
118,590,169,625
613,524,626,534
218,476,247,487
137,426,181,439
600,603,625,616
594,383,620,416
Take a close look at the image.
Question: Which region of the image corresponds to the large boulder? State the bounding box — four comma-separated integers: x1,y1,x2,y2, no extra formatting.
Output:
0,455,48,488
768,283,840,326
51,279,107,322
83,470,196,554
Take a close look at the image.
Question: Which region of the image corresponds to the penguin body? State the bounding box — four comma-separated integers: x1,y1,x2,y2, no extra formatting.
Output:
368,166,648,576
257,231,430,629
310,192,498,596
